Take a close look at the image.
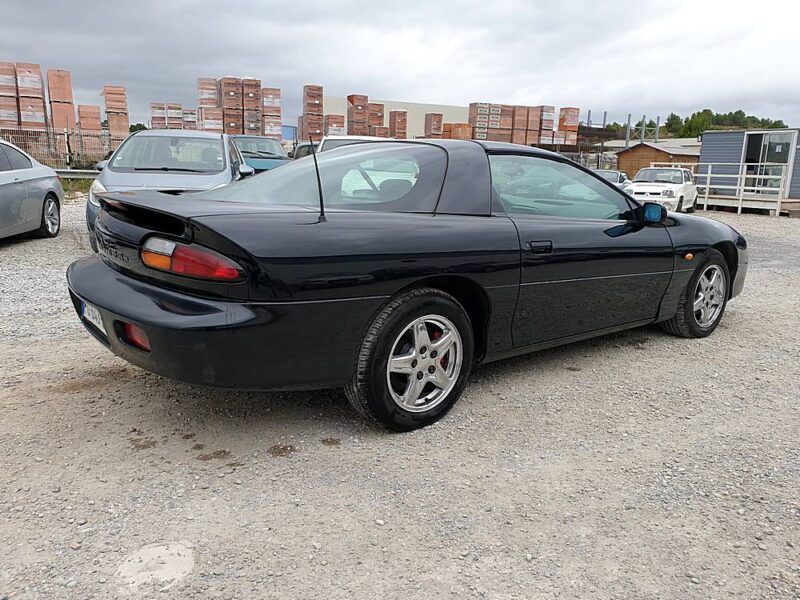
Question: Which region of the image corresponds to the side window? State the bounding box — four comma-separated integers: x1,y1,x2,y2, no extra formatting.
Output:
340,156,420,202
0,146,13,172
228,140,240,178
3,145,33,170
489,154,634,220
684,170,693,183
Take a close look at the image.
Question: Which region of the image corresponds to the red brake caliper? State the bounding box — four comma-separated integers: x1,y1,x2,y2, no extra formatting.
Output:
432,330,448,369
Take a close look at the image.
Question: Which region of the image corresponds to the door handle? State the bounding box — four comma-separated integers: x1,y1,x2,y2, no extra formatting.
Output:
525,240,553,254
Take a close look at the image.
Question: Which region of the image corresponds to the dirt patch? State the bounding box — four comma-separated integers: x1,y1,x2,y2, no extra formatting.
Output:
267,444,297,457
320,437,341,446
196,449,231,461
129,437,156,450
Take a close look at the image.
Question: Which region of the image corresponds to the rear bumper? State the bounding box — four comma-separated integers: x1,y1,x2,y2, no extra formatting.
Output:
66,256,386,390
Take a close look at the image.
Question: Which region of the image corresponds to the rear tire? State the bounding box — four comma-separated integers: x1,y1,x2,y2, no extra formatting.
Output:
659,249,729,338
345,287,474,431
686,195,697,213
676,197,684,212
36,195,60,238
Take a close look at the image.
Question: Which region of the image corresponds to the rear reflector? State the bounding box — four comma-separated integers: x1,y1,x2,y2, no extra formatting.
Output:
141,237,244,281
122,323,151,352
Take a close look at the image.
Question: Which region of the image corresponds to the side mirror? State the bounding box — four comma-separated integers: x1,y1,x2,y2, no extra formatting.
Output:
623,179,632,185
287,150,294,158
95,160,108,171
642,202,667,225
239,164,255,177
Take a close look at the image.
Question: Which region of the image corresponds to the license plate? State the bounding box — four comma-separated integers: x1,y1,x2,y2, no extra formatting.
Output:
81,301,107,336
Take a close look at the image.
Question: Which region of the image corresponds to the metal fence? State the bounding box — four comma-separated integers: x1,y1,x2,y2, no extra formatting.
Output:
0,126,128,170
651,160,790,215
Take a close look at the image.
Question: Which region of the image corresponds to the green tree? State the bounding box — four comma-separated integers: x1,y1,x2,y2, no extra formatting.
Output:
129,123,148,132
664,112,683,136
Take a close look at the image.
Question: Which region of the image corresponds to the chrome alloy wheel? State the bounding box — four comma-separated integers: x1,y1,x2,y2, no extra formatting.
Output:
44,198,60,234
694,265,726,328
386,314,463,413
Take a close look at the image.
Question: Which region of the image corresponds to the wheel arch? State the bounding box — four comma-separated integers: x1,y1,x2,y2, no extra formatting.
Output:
396,275,491,362
712,241,738,294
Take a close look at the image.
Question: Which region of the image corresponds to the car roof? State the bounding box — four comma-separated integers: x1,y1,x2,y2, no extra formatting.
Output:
322,135,394,142
133,129,224,139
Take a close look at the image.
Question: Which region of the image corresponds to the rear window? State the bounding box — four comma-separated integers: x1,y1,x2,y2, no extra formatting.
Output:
197,142,447,213
232,136,287,158
109,135,225,174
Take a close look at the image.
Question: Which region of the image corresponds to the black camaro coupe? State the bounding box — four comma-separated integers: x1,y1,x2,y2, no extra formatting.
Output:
68,140,747,431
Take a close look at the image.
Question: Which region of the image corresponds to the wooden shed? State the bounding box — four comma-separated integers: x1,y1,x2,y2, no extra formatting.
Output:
616,140,700,177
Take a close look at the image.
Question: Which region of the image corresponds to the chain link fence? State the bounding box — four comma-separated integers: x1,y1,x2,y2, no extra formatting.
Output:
0,126,128,170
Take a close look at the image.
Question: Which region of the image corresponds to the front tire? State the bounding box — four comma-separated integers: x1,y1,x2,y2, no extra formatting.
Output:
345,288,474,431
36,195,60,238
659,249,730,338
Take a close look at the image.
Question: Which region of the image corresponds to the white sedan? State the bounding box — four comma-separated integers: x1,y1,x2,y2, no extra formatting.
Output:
0,139,64,240
624,167,697,213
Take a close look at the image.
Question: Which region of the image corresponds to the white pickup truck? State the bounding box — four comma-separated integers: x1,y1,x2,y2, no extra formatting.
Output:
624,167,697,213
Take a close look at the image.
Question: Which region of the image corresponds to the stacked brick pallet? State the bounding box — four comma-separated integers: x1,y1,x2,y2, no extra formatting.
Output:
468,103,512,142
242,78,262,134
15,63,47,130
46,69,75,133
298,84,323,141
218,77,242,134
441,123,472,140
323,114,345,136
197,77,221,133
558,107,579,145
368,102,386,136
0,62,19,128
424,112,443,138
537,105,555,144
182,109,198,130
346,94,368,135
261,87,281,139
166,103,183,129
102,85,129,138
150,103,166,129
388,110,407,139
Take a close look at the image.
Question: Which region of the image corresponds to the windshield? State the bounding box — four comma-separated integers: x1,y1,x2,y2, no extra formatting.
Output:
595,170,619,183
109,135,225,173
232,136,287,158
196,142,447,213
634,168,683,184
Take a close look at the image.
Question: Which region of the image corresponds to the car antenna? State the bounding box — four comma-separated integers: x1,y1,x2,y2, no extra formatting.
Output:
308,135,325,221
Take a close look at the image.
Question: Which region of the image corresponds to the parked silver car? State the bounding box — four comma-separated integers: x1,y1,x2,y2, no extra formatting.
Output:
0,139,64,241
86,130,253,251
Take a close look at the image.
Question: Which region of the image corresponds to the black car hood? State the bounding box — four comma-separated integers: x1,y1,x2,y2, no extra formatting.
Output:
99,190,318,219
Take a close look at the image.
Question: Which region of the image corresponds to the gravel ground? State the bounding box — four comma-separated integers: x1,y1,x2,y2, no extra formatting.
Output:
1,202,798,599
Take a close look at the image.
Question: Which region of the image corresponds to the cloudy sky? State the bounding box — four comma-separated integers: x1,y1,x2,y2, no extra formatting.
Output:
2,0,798,127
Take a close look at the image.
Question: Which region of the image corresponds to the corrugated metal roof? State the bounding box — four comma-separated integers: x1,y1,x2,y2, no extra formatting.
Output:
612,139,701,156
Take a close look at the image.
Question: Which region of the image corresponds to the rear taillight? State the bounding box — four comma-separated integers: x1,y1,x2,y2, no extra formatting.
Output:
141,237,245,281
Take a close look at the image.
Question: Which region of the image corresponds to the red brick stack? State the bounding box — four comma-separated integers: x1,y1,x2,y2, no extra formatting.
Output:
199,107,222,133
424,112,443,138
218,77,242,134
346,94,368,135
511,106,527,145
538,105,555,144
166,103,183,129
323,114,345,136
242,78,261,134
300,84,323,140
388,110,407,139
102,85,129,138
558,107,579,145
46,69,75,133
0,62,19,128
182,109,198,130
468,103,512,142
197,78,218,108
261,87,281,139
77,104,101,132
15,63,46,130
150,103,166,129
526,106,541,145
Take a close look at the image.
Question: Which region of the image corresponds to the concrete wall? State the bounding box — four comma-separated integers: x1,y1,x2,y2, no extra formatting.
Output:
323,97,468,139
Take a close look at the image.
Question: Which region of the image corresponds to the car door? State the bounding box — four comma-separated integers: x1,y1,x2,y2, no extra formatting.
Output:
0,144,28,234
683,169,696,200
489,153,674,347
